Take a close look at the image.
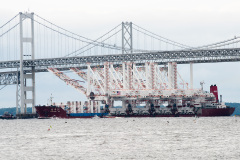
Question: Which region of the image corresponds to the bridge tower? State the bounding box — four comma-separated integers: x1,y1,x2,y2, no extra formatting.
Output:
122,22,133,54
17,12,36,115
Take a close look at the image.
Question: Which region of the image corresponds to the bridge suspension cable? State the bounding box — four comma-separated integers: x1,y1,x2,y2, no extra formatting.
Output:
68,28,122,57
34,14,125,52
0,13,20,61
133,26,189,50
1,12,240,62
0,85,7,91
132,23,191,50
189,36,240,50
0,14,19,29
35,14,180,56
65,24,122,57
132,23,240,51
203,39,240,49
32,14,150,57
0,22,20,38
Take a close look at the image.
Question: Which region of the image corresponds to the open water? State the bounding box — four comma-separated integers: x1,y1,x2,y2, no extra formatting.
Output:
0,117,240,160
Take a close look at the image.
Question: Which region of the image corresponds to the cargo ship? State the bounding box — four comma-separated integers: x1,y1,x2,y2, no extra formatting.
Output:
36,62,235,118
35,85,235,118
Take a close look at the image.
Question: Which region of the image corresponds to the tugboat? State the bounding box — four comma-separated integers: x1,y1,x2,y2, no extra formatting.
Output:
0,112,16,119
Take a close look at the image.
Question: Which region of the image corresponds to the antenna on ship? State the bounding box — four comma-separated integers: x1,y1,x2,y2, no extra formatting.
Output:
50,94,54,105
47,94,54,106
200,81,205,91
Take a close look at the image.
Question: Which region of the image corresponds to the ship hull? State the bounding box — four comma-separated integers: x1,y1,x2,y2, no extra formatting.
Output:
36,106,235,119
201,108,235,116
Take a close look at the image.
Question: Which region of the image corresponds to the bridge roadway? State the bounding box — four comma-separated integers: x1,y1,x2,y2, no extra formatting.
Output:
1,48,240,85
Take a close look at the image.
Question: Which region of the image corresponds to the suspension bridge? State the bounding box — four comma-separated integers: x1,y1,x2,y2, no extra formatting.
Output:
0,12,240,117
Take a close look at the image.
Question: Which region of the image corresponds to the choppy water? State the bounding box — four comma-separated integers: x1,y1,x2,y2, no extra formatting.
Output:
0,117,240,160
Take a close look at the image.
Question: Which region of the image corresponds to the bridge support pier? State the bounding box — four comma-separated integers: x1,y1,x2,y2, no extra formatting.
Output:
16,70,20,114
122,22,133,54
17,12,36,115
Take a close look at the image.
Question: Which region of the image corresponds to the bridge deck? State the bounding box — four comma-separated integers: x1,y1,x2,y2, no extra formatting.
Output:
1,48,240,85
0,48,240,69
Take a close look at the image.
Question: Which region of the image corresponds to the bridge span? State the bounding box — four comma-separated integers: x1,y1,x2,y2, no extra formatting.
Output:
1,48,240,69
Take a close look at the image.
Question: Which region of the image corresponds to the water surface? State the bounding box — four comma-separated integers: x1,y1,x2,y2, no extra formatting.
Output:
0,117,240,160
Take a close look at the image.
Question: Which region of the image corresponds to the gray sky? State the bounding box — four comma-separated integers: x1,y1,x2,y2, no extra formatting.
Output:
0,0,240,107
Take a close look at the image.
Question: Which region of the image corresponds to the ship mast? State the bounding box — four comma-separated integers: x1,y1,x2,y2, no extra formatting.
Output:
200,81,205,91
48,93,53,105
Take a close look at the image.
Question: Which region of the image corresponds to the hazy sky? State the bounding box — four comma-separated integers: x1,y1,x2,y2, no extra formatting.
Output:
0,0,240,108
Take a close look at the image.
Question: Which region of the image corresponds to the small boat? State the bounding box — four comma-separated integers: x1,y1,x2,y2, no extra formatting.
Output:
0,112,16,119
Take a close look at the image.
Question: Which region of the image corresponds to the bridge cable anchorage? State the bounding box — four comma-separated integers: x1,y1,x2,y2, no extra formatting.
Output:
132,23,191,49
